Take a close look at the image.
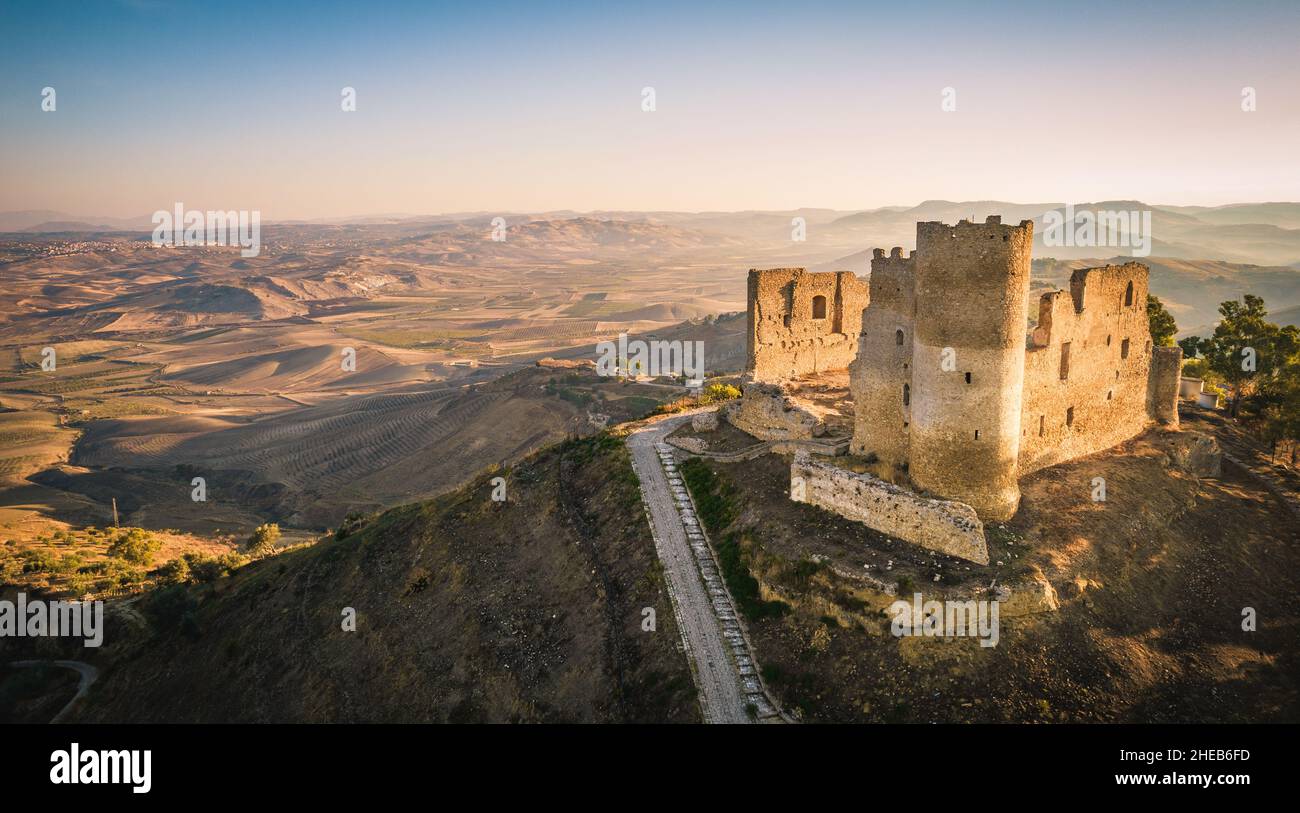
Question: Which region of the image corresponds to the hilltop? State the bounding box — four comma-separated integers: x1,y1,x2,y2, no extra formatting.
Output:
66,435,699,723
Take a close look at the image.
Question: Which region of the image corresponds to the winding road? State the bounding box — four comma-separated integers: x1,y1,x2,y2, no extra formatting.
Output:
9,659,99,723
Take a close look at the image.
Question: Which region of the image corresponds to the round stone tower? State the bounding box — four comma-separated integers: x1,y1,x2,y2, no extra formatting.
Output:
908,216,1033,521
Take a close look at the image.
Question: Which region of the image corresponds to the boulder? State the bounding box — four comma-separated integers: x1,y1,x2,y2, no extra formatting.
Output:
996,570,1060,617
691,410,719,432
1160,431,1222,478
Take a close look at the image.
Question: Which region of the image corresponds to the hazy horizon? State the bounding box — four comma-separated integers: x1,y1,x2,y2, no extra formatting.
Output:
8,198,1300,228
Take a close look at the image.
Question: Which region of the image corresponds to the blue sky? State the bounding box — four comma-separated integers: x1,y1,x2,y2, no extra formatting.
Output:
1,0,1297,218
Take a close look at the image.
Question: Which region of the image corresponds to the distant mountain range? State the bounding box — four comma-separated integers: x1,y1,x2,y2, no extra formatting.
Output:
6,200,1300,267
5,201,1299,335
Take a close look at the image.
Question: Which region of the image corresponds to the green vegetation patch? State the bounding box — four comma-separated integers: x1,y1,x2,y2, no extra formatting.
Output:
679,457,788,620
679,457,737,533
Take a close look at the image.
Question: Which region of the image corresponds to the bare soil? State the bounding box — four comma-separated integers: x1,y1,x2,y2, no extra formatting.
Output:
68,435,700,723
692,431,1300,722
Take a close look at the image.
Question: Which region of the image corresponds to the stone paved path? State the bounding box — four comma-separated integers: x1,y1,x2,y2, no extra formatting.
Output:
627,414,783,723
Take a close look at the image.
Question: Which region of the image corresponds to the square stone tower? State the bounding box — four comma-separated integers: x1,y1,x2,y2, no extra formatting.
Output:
745,268,869,382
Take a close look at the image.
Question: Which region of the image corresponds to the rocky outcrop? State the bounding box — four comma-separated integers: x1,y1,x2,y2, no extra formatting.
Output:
994,570,1060,617
724,379,824,440
1159,431,1222,477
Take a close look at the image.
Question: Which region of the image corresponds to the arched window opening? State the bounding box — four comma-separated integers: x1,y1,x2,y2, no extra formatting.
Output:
903,383,910,407
812,295,827,319
895,329,904,346
1124,281,1134,307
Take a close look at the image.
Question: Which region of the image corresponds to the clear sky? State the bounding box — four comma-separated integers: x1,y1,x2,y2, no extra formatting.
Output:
1,0,1298,219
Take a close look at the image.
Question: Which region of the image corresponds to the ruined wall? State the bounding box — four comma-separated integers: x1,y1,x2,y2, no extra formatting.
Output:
724,379,824,440
849,248,915,467
791,454,988,564
1148,346,1182,426
1018,263,1164,475
747,268,869,382
907,216,1034,522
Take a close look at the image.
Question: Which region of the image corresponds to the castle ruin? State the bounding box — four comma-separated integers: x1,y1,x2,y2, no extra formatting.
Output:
746,268,869,382
738,216,1183,561
849,216,1180,520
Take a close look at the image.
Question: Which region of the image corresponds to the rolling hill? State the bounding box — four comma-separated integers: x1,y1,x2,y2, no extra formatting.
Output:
69,435,699,723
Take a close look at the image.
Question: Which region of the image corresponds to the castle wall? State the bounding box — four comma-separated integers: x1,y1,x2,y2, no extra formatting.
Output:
849,248,914,466
747,268,869,382
907,217,1034,522
1017,263,1160,475
1148,346,1183,426
791,454,988,564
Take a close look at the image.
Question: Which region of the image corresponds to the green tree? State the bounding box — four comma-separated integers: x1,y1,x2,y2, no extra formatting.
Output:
156,557,191,585
1253,357,1300,457
1146,295,1177,347
106,528,162,565
1177,335,1202,359
244,523,281,557
1199,295,1300,417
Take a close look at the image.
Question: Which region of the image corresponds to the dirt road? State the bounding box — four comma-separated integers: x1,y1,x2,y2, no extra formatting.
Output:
9,659,99,723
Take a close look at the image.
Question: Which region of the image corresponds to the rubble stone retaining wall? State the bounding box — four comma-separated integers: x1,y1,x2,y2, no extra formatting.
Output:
790,454,989,564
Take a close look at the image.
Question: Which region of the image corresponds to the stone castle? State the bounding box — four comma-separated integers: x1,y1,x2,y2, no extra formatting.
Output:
739,216,1183,560
746,268,869,382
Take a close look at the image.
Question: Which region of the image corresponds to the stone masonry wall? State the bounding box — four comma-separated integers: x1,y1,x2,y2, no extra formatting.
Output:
907,216,1034,522
849,247,915,467
1148,345,1182,426
747,268,869,383
848,223,1180,520
791,454,989,565
1018,263,1167,475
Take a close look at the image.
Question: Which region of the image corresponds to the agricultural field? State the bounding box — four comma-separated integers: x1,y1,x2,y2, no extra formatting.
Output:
0,219,751,555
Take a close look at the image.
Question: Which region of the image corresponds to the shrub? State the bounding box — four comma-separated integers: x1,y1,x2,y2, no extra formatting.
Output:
21,548,58,573
53,554,83,574
156,557,191,585
698,383,741,405
106,528,162,565
183,551,247,583
244,523,281,557
335,511,372,540
146,583,199,635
